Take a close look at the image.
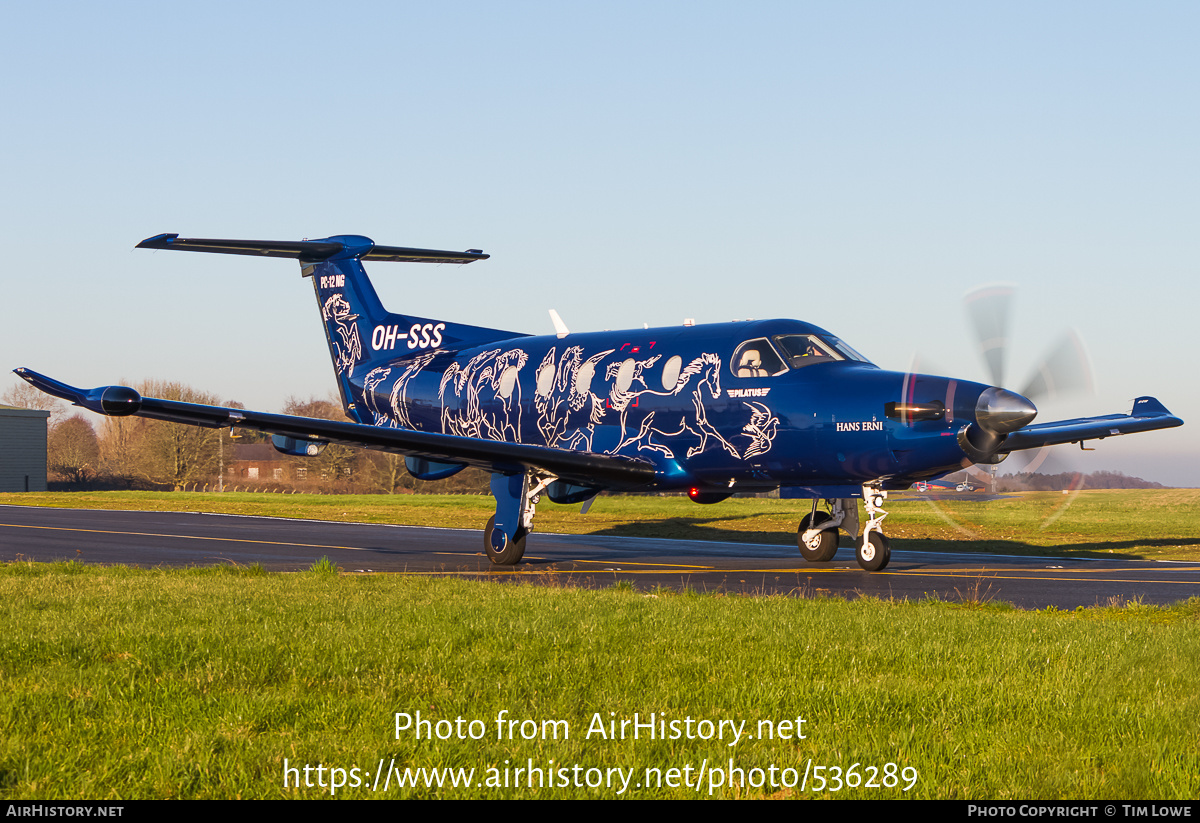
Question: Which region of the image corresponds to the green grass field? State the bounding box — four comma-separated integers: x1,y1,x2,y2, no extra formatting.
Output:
2,562,1198,800
2,489,1198,799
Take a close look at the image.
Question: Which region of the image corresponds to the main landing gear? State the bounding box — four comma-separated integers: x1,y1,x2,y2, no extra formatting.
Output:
484,471,555,565
796,485,891,571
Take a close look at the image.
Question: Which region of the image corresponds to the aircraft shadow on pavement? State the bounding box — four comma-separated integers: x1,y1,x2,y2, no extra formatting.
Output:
561,521,1200,564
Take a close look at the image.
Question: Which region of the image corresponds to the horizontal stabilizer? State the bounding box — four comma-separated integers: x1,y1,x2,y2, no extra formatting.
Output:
136,234,489,264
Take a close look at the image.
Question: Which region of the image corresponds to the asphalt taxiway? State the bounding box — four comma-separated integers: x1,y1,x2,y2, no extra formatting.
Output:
2,505,1197,609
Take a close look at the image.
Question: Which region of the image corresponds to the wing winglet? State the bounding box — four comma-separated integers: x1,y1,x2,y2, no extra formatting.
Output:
1132,396,1173,417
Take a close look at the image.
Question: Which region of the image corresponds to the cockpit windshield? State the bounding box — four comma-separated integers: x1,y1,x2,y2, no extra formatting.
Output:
773,335,835,366
731,334,874,377
773,334,873,368
823,335,872,364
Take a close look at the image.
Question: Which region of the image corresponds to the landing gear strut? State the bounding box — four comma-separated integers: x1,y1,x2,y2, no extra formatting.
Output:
484,471,553,565
796,489,890,571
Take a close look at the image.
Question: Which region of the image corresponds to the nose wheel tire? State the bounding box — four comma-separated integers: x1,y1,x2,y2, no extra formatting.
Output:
484,515,527,565
797,511,839,562
856,532,891,571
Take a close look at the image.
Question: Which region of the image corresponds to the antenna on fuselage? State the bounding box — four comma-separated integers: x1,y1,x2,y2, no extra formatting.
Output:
548,309,569,338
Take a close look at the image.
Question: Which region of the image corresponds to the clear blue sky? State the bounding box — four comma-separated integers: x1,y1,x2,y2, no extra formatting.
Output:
2,1,1196,485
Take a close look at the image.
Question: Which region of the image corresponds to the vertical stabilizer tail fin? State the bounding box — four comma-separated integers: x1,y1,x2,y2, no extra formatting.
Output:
137,232,529,420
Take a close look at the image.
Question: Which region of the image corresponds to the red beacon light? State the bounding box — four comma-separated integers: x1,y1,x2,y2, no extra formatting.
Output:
688,487,732,505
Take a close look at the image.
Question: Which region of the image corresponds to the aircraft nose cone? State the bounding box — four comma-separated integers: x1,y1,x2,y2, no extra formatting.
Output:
975,387,1037,435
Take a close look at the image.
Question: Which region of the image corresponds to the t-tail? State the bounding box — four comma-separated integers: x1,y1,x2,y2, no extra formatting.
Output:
136,233,527,420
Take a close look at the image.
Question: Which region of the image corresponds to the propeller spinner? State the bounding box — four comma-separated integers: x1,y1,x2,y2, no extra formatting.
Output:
957,386,1038,464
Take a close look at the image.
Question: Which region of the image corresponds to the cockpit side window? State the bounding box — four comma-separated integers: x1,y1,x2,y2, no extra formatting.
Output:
732,338,787,378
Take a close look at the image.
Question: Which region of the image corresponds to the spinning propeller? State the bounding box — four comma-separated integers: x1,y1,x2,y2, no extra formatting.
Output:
961,285,1094,476
965,285,1093,409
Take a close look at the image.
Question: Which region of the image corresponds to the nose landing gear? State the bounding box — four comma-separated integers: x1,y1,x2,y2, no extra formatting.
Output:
856,487,891,571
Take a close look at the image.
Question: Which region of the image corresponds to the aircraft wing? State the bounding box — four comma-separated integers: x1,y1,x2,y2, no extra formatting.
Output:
1001,396,1183,453
14,369,656,490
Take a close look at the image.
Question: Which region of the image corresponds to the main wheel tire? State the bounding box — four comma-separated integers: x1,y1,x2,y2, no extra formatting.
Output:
856,531,891,571
797,511,839,562
484,515,527,565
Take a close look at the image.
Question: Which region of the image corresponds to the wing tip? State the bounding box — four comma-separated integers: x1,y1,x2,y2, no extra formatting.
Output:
136,233,179,250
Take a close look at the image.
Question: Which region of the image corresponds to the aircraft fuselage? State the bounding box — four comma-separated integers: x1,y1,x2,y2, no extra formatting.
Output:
343,318,987,497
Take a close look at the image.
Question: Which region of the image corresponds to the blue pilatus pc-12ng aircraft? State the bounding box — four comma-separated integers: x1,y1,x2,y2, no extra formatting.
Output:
16,233,1184,571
